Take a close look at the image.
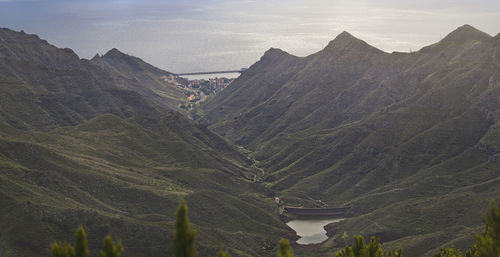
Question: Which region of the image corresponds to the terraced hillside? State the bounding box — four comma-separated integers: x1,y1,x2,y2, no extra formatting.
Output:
0,28,290,257
200,25,500,256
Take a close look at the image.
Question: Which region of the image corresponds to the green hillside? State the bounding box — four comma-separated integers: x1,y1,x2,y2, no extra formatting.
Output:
200,25,500,256
0,28,290,257
2,24,499,257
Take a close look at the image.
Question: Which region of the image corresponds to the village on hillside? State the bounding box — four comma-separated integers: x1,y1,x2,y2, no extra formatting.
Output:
160,74,235,110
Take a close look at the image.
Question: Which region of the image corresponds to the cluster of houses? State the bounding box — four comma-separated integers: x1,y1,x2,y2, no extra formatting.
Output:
160,74,235,111
160,74,234,103
190,77,234,95
183,77,235,104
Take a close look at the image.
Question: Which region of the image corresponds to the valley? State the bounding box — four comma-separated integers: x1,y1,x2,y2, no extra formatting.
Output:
0,28,288,257
198,24,500,256
0,24,499,257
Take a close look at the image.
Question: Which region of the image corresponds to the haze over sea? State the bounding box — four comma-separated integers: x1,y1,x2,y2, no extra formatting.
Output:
2,0,499,74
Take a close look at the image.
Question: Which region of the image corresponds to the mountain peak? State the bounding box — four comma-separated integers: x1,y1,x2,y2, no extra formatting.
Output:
264,47,288,56
260,47,294,60
326,31,362,46
94,47,173,76
337,31,357,40
441,24,491,43
91,53,101,61
322,31,382,53
103,48,126,58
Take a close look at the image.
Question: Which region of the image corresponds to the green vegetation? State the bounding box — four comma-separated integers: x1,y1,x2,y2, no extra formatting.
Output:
51,227,121,257
468,199,500,257
429,200,500,257
336,236,402,257
96,236,123,257
51,227,89,257
50,199,499,257
2,25,499,257
277,238,293,257
215,249,231,257
51,227,88,257
174,199,197,257
335,199,500,257
430,247,465,257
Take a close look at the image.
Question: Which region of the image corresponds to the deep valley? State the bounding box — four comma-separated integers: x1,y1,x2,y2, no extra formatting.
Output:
0,24,499,257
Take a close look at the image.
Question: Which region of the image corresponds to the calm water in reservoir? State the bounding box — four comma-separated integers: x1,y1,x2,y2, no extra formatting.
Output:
286,219,343,244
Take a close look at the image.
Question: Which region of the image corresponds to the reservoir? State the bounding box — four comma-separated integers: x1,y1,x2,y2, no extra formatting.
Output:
286,218,343,244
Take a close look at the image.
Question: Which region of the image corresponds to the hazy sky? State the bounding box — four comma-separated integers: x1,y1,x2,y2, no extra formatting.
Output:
1,0,500,73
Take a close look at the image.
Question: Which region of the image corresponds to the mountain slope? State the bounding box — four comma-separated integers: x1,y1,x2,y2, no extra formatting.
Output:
0,28,289,257
91,48,188,111
200,25,500,256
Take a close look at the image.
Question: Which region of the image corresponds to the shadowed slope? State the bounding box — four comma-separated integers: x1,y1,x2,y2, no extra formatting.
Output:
0,28,289,257
91,48,187,111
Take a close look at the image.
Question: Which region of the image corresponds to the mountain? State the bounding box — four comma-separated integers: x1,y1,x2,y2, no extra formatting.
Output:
199,25,500,256
0,28,290,257
91,48,188,111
